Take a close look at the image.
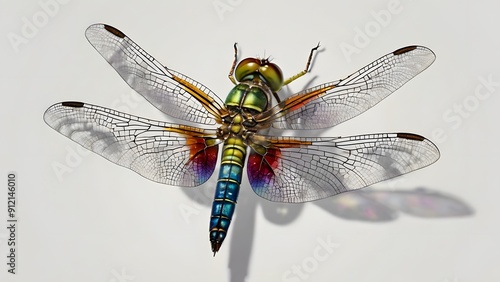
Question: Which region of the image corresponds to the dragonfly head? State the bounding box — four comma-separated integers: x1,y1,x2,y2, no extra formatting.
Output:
235,58,284,92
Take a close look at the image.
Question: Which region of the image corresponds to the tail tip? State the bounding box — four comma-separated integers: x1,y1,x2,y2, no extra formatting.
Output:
211,240,222,257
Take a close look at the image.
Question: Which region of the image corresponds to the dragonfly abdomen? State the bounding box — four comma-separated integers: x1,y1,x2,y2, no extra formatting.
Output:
209,136,247,255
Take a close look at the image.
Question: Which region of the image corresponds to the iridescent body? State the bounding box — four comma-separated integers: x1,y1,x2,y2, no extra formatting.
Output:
44,24,440,256
211,75,276,252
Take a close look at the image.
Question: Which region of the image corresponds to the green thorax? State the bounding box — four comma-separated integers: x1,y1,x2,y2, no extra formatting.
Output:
225,83,269,113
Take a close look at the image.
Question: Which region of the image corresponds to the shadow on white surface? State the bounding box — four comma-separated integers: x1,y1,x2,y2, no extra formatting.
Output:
180,186,473,282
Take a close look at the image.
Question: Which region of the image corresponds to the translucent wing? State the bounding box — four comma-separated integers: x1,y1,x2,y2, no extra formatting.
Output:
256,46,435,129
246,133,439,203
44,102,221,186
85,24,227,125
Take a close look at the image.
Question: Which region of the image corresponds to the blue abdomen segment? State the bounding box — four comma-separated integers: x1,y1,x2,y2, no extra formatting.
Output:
209,164,242,254
210,137,247,255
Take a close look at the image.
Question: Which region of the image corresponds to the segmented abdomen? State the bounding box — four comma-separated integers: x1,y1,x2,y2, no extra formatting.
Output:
209,136,247,254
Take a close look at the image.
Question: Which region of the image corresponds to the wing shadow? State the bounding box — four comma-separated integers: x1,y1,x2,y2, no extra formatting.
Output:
180,186,472,282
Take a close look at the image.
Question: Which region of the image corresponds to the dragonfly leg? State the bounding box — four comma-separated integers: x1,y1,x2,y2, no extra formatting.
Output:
272,91,282,103
283,43,320,86
228,43,238,85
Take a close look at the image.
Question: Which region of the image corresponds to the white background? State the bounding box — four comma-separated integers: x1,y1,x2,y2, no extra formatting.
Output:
1,0,499,281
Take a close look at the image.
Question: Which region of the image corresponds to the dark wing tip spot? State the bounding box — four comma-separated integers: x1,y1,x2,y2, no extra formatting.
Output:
61,101,84,108
104,24,126,38
397,133,425,141
393,46,417,55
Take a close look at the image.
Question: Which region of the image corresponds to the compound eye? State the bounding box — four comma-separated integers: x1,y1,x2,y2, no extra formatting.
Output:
235,58,260,82
259,62,284,92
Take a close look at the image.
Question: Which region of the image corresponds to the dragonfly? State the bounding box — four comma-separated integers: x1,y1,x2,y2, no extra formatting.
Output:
44,24,440,256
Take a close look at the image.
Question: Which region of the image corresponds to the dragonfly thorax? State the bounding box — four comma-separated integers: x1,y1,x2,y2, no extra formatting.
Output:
225,82,273,114
220,82,273,137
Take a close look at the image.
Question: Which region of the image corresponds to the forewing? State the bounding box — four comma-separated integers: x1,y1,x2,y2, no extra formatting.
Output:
246,133,439,203
258,46,435,129
85,24,226,125
44,102,221,186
